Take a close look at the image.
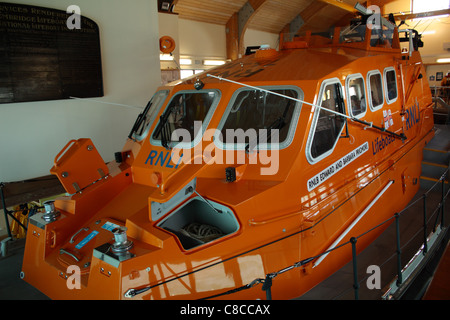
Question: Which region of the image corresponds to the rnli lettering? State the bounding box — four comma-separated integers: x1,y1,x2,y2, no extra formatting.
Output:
371,103,420,155
405,102,420,130
307,142,369,191
145,150,183,169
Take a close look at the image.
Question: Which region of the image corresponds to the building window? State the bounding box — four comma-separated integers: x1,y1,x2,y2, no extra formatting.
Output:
413,0,449,15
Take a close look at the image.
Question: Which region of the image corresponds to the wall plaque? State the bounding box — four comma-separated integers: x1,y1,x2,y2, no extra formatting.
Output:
0,2,103,103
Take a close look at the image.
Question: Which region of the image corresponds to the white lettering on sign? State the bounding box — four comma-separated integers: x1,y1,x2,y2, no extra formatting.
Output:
307,142,369,192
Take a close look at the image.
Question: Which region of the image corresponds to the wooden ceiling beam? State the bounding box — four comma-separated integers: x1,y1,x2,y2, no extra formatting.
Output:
319,0,356,13
279,0,328,42
226,0,268,60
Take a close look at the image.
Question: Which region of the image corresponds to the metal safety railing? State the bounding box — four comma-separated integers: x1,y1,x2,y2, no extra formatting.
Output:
431,86,450,125
431,86,450,105
0,183,28,239
1,166,447,299
203,167,449,300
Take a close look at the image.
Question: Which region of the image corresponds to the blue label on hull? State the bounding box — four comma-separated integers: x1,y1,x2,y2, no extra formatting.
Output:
75,230,99,249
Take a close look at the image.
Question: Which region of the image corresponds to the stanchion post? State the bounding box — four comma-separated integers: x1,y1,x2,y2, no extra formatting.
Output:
395,213,403,286
350,237,359,300
0,183,12,238
423,194,428,255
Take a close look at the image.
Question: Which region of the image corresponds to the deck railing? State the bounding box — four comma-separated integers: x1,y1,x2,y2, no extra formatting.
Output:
431,86,450,125
203,167,449,300
1,166,448,300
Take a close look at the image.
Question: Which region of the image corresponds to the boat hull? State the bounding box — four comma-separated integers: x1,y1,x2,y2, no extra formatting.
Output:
21,126,434,300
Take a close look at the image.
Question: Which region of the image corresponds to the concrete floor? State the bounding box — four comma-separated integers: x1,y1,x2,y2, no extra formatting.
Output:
0,240,49,300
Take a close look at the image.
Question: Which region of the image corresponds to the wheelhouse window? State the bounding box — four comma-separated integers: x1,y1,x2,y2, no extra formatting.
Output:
384,67,398,104
308,79,346,161
216,87,302,150
368,71,384,110
131,90,168,141
346,74,367,118
151,90,220,148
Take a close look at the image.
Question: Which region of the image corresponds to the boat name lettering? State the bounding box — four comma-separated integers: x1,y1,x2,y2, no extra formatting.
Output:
145,150,183,169
307,142,369,192
372,134,396,155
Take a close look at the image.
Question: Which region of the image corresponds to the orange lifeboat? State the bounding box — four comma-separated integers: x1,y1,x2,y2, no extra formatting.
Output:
22,6,435,300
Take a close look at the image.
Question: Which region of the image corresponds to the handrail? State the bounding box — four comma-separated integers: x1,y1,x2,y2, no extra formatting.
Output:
124,167,448,300
200,167,449,300
53,139,77,168
313,180,394,268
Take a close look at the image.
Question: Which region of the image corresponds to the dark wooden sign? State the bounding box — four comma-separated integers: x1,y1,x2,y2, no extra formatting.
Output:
0,2,103,103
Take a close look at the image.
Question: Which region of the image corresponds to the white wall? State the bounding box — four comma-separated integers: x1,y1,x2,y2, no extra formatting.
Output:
243,29,279,52
159,12,180,70
178,18,227,59
159,14,280,65
0,0,161,182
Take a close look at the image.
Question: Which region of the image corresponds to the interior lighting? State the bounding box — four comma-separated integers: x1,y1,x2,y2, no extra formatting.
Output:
160,54,174,61
180,58,192,65
204,60,226,66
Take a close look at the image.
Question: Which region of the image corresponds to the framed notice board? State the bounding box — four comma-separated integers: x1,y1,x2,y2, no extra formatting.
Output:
0,2,103,103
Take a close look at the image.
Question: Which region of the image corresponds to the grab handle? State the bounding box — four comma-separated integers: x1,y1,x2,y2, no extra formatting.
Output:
59,248,80,262
53,139,78,168
69,227,89,244
49,229,57,248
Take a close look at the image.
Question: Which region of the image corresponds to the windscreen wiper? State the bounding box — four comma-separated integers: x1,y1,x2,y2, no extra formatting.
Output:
245,100,292,153
153,105,175,150
128,100,152,139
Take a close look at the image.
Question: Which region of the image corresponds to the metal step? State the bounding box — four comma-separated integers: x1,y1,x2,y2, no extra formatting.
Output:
421,162,449,180
423,148,449,166
419,176,449,192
